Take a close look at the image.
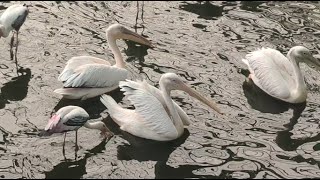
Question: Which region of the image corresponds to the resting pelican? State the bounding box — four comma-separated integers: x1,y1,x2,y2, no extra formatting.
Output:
242,46,320,103
54,23,153,100
100,73,223,141
0,4,29,67
41,106,112,155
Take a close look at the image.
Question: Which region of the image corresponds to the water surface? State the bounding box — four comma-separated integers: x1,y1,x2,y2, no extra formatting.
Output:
1,1,320,179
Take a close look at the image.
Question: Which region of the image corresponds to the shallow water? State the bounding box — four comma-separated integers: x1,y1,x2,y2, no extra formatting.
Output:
1,1,320,179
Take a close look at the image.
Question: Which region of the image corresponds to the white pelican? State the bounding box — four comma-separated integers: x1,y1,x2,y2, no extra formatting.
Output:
100,73,223,141
54,23,153,100
41,106,112,154
0,4,29,67
242,46,320,103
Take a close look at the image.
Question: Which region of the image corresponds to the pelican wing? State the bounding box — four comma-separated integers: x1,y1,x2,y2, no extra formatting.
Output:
61,63,128,88
58,56,111,82
119,80,178,138
63,116,89,127
11,7,28,30
0,4,28,32
243,48,295,100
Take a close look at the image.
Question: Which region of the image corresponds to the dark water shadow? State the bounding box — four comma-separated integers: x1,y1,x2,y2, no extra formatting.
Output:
123,29,178,80
124,40,149,63
123,38,156,81
275,101,320,151
44,137,110,179
242,79,291,114
155,161,217,179
242,78,314,151
116,129,190,162
179,1,223,20
52,89,125,119
113,126,200,179
240,1,266,12
0,67,32,109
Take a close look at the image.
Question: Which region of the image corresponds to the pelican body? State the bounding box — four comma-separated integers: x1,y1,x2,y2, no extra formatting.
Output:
242,46,320,103
42,106,111,154
100,73,222,141
0,4,28,38
0,4,29,69
54,23,153,100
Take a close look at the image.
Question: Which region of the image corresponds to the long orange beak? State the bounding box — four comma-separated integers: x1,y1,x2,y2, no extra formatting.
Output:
180,83,223,115
121,28,154,48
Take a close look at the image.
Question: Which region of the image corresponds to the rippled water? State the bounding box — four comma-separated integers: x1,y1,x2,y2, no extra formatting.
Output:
1,1,320,179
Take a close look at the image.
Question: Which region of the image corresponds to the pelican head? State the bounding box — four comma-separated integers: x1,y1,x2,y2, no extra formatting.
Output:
290,46,320,70
57,105,89,119
161,73,223,114
106,23,153,47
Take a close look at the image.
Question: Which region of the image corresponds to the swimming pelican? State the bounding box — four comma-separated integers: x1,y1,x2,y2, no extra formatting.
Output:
0,4,29,67
100,73,223,141
242,46,320,103
41,106,112,155
54,23,153,100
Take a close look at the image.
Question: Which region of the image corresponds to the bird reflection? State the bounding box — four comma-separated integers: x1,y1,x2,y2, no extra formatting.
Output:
242,79,291,114
52,89,124,119
0,67,31,109
116,129,190,162
45,137,111,179
134,1,145,30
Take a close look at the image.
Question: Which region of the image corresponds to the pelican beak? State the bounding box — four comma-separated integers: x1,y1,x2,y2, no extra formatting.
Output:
121,28,154,47
180,83,223,115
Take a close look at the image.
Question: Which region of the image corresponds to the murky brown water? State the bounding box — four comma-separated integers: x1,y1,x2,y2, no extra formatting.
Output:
1,1,320,179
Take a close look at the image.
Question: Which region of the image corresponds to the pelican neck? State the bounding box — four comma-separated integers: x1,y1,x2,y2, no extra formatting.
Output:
159,80,184,137
84,121,104,130
107,35,125,68
287,50,306,97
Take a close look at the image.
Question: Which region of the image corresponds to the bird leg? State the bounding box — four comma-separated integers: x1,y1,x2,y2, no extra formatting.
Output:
10,32,14,61
9,31,21,75
15,31,19,64
62,132,67,159
134,1,139,31
10,31,15,48
75,130,79,151
141,1,145,24
14,31,21,75
74,130,79,160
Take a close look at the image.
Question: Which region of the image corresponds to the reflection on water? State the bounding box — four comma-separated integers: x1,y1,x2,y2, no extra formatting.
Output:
0,68,32,109
45,138,109,179
52,86,125,119
240,1,265,12
242,79,291,114
275,102,308,151
117,129,190,162
1,1,320,179
155,162,215,179
179,1,224,20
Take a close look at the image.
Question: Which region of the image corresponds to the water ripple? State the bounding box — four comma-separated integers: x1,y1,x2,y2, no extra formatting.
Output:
0,1,320,179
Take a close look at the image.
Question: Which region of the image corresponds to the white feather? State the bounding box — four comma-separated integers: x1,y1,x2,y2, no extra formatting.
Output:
243,48,296,101
0,4,28,37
